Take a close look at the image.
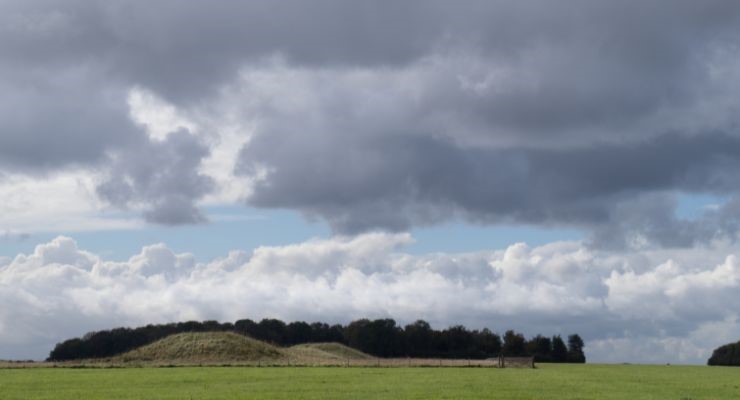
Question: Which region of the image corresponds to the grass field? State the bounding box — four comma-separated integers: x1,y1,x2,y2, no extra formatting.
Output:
0,364,738,399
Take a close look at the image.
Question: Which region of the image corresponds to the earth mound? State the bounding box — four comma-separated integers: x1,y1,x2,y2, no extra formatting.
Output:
117,332,285,363
289,342,373,360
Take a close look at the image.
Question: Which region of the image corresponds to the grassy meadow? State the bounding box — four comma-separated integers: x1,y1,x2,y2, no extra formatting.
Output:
1,364,738,400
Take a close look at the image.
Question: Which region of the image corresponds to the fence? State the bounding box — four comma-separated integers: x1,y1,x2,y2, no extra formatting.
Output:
23,356,536,369
497,356,535,368
108,356,534,368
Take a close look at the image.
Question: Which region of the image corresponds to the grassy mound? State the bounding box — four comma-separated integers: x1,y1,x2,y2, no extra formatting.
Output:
117,332,285,363
289,342,373,360
113,332,373,365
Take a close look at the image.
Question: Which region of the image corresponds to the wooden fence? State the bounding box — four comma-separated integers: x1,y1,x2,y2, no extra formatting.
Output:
497,356,535,368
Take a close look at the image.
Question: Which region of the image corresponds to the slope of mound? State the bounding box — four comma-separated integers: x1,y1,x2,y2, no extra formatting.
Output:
117,332,285,363
289,342,373,360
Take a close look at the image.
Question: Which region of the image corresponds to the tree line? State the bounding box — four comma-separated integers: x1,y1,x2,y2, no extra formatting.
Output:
47,318,585,363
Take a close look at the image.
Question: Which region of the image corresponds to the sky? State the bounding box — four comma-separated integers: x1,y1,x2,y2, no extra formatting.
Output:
2,0,740,364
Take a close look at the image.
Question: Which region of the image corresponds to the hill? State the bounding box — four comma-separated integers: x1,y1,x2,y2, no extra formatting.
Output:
289,342,374,361
113,332,374,365
117,332,285,363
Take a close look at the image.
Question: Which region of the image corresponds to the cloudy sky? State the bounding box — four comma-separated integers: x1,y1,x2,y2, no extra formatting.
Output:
2,0,740,363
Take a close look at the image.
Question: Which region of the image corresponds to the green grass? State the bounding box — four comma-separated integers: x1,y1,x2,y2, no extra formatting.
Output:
0,364,738,399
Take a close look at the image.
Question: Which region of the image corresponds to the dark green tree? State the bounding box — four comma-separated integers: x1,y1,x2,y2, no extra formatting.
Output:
234,319,258,337
404,320,433,357
528,335,553,362
708,340,740,366
567,334,586,363
46,316,584,362
503,330,526,356
478,328,502,357
258,319,287,344
444,325,475,358
345,319,373,353
551,335,567,362
286,321,312,345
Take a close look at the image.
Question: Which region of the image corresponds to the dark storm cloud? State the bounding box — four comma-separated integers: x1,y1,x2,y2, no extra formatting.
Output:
222,1,740,247
1,0,443,102
96,130,214,225
239,129,740,245
3,0,740,238
0,64,140,172
6,0,735,106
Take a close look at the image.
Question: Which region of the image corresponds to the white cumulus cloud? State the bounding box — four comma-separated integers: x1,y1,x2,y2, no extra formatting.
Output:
1,234,739,363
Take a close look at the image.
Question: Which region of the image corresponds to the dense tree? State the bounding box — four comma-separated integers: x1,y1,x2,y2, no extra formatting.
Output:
258,319,287,344
503,330,526,356
48,338,84,361
345,318,403,357
47,317,583,362
551,335,568,362
285,321,312,345
404,320,433,357
708,340,740,366
234,319,259,337
443,325,475,358
567,334,586,363
202,320,225,332
478,328,502,357
344,319,372,353
369,319,404,357
528,335,553,362
309,322,344,343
